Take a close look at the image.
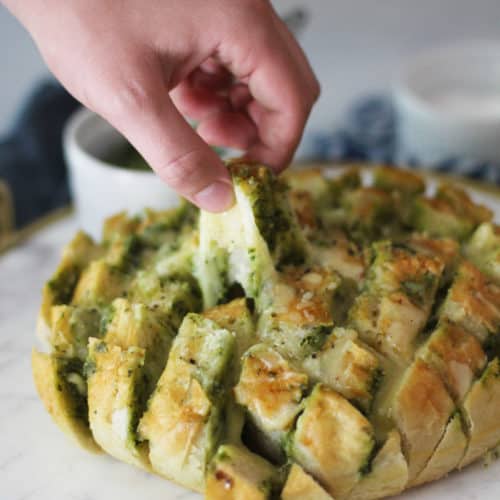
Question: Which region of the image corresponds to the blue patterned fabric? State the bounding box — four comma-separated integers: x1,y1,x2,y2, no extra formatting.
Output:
0,79,80,229
310,94,500,184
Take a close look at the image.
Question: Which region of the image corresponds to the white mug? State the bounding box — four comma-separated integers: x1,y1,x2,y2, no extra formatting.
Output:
63,107,180,240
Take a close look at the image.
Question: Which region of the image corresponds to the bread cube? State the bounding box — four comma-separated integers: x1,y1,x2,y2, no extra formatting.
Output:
205,444,276,500
288,384,375,498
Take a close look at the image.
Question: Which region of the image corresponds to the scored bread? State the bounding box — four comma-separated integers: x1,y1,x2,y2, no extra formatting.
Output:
33,162,500,499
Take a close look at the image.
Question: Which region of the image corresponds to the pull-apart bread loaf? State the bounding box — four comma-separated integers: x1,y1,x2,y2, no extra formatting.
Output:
33,161,500,499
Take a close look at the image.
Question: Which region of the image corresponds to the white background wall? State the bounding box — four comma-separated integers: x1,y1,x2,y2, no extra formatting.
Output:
1,1,500,148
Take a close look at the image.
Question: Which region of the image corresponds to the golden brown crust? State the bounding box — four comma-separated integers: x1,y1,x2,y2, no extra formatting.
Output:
205,444,276,500
289,190,318,231
348,430,408,500
418,323,487,402
138,363,209,492
406,234,459,269
310,233,366,282
413,412,467,487
31,349,100,453
282,167,329,200
392,359,455,482
281,464,333,500
39,231,99,326
376,291,427,363
87,340,150,470
437,182,493,223
304,328,380,412
443,262,500,341
203,298,250,325
71,260,125,306
234,344,307,432
102,212,139,241
388,247,444,285
271,268,336,326
373,165,425,193
459,359,500,468
103,298,167,349
292,384,374,498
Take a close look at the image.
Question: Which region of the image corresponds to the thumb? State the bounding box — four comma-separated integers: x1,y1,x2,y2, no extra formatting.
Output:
98,76,234,212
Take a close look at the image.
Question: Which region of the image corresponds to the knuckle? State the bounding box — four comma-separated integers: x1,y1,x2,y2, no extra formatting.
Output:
157,149,207,195
109,77,156,117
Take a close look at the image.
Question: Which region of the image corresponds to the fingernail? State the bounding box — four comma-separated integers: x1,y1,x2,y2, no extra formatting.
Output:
193,180,235,212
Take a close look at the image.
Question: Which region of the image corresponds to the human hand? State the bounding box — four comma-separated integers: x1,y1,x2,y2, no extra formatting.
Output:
3,0,319,211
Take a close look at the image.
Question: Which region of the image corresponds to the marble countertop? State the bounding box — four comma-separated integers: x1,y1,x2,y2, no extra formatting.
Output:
1,212,500,500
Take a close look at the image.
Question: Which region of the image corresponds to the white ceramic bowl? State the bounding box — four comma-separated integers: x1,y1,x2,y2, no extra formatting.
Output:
63,107,180,239
394,40,500,167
